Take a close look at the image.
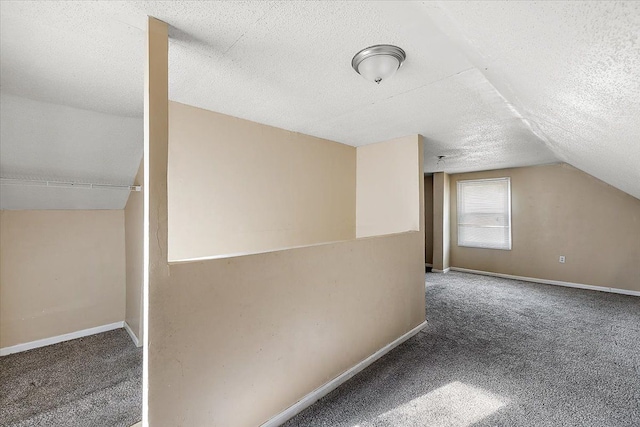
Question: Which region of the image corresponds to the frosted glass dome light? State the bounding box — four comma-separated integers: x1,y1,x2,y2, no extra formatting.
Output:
352,45,406,84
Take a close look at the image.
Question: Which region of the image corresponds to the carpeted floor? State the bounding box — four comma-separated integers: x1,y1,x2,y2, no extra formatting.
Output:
0,328,142,427
284,271,640,427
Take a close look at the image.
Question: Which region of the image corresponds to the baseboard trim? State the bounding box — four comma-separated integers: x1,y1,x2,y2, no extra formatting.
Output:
0,321,125,356
425,263,433,267
259,320,428,427
124,321,142,347
450,267,640,297
431,267,450,273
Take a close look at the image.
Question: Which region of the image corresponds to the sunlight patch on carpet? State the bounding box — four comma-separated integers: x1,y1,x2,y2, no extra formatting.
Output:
355,381,507,427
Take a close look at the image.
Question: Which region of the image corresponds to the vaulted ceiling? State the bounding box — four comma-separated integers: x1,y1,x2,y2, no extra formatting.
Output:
1,1,638,209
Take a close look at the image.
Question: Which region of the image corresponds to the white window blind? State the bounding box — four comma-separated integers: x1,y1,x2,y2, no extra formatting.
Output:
457,177,511,250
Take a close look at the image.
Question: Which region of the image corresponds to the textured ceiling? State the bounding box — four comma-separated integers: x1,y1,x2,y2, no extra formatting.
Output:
0,1,638,209
424,1,640,199
0,94,143,209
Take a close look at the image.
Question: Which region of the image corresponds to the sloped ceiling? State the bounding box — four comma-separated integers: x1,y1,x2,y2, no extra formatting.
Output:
1,1,638,209
0,94,143,209
424,1,640,199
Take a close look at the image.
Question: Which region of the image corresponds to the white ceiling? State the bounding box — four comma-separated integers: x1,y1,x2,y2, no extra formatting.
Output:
424,1,640,199
0,94,143,209
1,1,638,209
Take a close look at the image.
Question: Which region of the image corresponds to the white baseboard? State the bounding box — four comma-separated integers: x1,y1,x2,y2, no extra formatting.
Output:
124,321,142,347
431,267,450,273
425,263,433,267
260,320,428,427
450,267,640,297
0,321,124,356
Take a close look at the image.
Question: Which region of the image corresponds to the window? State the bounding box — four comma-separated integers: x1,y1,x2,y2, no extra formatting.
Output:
457,177,511,250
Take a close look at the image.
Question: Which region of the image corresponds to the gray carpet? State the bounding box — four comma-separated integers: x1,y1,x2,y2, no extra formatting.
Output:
0,328,142,427
284,271,640,426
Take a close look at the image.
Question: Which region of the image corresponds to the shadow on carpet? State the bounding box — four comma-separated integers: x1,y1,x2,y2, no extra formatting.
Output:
0,328,142,427
284,271,640,427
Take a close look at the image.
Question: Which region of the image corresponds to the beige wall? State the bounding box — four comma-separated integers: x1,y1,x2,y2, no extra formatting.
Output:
152,130,425,426
153,232,425,426
0,210,126,348
168,101,356,261
424,174,433,264
144,18,169,427
124,161,144,344
433,172,450,271
356,135,422,238
450,163,640,292
150,128,425,425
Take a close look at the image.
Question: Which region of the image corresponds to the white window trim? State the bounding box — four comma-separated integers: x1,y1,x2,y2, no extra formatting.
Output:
457,177,512,250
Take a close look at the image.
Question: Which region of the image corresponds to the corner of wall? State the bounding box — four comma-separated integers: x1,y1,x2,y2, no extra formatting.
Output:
124,160,144,345
355,135,423,238
432,172,451,271
443,173,450,269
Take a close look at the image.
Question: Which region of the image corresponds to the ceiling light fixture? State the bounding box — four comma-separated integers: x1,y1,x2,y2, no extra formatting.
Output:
352,44,406,84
